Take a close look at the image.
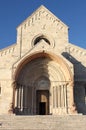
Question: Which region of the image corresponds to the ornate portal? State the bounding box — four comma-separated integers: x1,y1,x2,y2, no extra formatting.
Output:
0,6,86,115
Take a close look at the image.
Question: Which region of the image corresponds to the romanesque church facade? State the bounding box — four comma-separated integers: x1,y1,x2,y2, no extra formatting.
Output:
0,5,86,115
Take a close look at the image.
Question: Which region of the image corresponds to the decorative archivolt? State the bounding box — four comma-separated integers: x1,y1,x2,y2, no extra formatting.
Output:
13,51,73,85
16,56,69,88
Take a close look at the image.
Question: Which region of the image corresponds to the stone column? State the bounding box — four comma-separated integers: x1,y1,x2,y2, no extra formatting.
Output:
15,89,17,108
69,81,77,114
56,86,58,108
61,85,64,107
54,86,57,108
20,86,22,110
20,85,23,111
63,84,68,114
58,85,61,108
18,87,21,109
53,86,55,108
17,88,19,108
64,84,67,108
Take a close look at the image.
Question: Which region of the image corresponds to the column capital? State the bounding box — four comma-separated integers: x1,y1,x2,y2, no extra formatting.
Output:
69,81,74,87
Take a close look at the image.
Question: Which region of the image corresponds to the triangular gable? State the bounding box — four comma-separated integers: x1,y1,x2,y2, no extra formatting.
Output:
17,5,68,30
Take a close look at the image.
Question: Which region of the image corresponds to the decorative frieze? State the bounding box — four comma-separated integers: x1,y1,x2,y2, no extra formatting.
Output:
65,45,86,57
0,46,15,56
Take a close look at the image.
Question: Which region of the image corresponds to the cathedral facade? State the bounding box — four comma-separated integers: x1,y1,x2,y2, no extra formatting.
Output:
0,6,86,115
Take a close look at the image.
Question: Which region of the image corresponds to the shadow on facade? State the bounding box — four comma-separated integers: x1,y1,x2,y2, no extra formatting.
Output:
62,52,86,115
13,56,51,115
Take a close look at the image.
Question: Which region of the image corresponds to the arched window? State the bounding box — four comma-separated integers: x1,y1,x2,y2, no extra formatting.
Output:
34,35,50,45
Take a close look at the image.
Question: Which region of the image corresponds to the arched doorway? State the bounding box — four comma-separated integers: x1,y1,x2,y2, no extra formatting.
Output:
13,52,76,115
14,57,51,115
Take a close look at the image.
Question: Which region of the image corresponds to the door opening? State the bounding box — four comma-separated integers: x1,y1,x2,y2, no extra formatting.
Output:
36,90,49,115
39,102,46,115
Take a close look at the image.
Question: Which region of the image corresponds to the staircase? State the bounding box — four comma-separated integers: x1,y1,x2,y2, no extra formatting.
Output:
0,115,86,130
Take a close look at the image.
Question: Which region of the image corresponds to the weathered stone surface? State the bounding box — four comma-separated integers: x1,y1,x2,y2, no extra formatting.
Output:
0,5,86,115
0,115,86,130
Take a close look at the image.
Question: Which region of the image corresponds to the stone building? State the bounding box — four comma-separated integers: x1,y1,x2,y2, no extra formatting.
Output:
0,5,86,115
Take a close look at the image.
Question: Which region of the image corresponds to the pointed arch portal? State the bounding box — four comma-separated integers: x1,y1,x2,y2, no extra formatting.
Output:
13,52,77,115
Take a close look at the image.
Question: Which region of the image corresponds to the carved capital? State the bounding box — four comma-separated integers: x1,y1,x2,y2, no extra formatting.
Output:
69,81,74,87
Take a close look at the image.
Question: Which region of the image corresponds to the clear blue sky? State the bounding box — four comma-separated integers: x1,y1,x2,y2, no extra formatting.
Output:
0,0,86,49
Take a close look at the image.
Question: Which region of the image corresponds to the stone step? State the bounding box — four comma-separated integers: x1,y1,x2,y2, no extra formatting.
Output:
0,115,86,130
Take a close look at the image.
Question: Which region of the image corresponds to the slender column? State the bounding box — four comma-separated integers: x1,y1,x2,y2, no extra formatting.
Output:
16,86,20,109
54,86,57,108
18,87,21,109
56,86,58,107
61,85,64,107
17,88,19,108
19,86,22,110
59,85,61,107
15,89,17,108
63,84,68,114
20,85,23,111
17,88,18,108
63,85,65,107
64,85,67,108
58,85,61,107
53,87,55,108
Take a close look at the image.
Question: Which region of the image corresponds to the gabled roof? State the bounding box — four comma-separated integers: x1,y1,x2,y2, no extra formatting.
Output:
17,5,68,29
